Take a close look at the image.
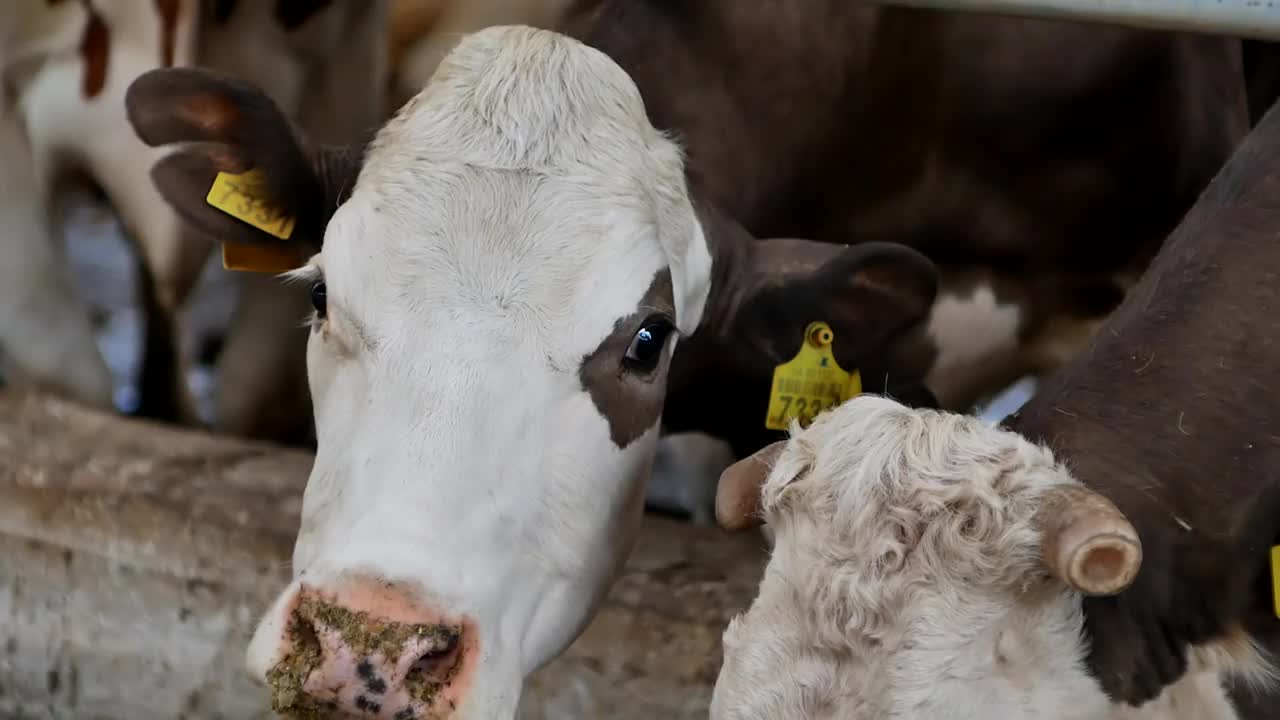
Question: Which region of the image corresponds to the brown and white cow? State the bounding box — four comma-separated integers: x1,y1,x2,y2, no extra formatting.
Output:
545,0,1253,523
1003,87,1280,715
0,0,386,442
125,25,940,718
711,395,1276,719
0,0,197,414
714,88,1280,718
557,0,1250,426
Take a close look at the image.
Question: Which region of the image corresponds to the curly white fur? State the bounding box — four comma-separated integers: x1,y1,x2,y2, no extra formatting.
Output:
711,394,1267,720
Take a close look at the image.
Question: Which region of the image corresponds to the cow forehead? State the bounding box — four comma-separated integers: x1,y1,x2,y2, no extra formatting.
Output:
366,25,659,177
321,168,672,366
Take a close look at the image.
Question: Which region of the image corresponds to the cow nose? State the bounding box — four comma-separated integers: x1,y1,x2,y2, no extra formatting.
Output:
263,578,473,719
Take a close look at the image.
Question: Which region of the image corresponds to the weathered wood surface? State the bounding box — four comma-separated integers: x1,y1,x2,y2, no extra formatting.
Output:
0,390,767,719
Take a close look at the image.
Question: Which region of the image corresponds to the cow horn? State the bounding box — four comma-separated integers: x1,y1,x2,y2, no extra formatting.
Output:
1035,484,1142,596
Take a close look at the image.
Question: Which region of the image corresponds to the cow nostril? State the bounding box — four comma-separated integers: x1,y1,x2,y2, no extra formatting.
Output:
289,616,322,667
403,631,461,704
413,631,459,670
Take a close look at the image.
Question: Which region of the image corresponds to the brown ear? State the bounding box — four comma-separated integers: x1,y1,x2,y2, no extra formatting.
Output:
125,67,366,251
661,205,939,458
735,238,938,368
716,440,786,532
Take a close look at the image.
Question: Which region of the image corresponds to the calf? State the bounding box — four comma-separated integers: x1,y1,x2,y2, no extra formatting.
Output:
715,88,1280,718
711,395,1277,719
125,26,939,718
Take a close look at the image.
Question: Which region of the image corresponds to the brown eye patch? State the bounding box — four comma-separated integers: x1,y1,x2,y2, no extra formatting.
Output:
578,269,675,448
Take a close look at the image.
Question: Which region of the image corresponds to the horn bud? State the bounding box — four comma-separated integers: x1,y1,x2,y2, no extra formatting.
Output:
1036,484,1142,596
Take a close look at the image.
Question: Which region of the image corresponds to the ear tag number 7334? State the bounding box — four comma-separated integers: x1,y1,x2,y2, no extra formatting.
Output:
205,168,306,273
764,321,862,431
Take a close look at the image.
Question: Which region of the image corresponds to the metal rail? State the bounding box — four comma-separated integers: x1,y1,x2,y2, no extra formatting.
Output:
862,0,1280,40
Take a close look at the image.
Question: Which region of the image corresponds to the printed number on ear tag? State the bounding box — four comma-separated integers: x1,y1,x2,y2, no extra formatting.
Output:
206,169,305,273
1271,545,1280,619
764,321,862,431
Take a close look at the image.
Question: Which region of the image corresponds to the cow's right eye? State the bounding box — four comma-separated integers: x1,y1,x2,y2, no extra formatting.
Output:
623,318,674,374
310,282,327,318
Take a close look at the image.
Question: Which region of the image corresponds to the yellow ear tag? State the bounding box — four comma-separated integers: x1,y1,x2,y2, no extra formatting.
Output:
764,321,862,431
1271,545,1280,619
206,169,305,273
220,242,309,273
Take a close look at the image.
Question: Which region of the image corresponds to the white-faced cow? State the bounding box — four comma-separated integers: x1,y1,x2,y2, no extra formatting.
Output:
124,25,939,718
712,395,1276,719
714,90,1280,719
0,0,386,439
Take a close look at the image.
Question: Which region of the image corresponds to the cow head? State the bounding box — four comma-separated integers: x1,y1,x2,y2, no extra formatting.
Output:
126,25,936,719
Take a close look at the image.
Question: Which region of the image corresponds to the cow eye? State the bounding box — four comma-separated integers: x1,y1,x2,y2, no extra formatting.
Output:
310,281,327,318
623,318,674,373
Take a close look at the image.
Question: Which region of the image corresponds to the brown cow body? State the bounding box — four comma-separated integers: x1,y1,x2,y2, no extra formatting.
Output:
1006,92,1280,713
561,0,1250,419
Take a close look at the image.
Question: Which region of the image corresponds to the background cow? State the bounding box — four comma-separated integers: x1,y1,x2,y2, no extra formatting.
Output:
0,0,388,446
538,0,1251,522
711,395,1276,719
1005,66,1280,716
0,0,198,416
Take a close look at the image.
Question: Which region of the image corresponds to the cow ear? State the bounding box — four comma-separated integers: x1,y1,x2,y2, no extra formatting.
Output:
736,239,938,365
716,441,787,532
125,67,365,253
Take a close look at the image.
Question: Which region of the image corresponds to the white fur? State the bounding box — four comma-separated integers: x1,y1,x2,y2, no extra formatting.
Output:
924,282,1024,411
247,26,716,717
712,394,1271,720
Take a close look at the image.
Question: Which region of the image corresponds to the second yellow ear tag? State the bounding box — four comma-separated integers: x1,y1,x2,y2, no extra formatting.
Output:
1271,545,1280,619
220,242,310,273
764,321,862,431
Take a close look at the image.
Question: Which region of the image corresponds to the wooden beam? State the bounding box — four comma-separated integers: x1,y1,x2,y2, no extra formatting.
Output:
0,390,766,719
